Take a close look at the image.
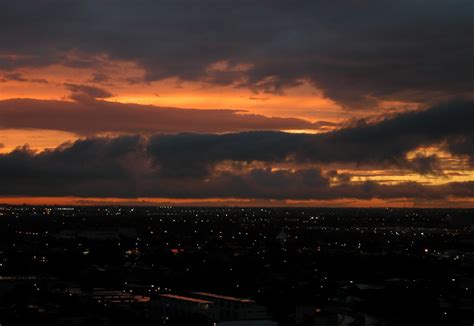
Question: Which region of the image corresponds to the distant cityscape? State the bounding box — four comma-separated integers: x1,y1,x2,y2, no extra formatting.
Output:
0,206,472,325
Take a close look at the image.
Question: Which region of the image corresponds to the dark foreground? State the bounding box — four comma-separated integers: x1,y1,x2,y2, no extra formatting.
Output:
0,206,472,325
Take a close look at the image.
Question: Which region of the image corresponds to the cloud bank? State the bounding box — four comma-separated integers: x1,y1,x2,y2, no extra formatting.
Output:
1,0,473,107
146,101,474,176
1,101,473,200
0,97,332,135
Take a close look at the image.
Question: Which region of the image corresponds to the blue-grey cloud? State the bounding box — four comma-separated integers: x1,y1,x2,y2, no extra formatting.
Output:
147,100,474,176
0,98,331,135
0,139,473,200
0,102,474,200
0,100,473,199
0,0,472,107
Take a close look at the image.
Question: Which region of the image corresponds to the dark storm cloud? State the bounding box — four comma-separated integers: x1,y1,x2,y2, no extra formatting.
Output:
325,170,352,184
147,101,474,176
445,135,474,165
0,0,473,107
404,154,444,176
0,72,48,84
88,73,110,84
2,73,28,82
64,83,113,101
1,137,473,200
1,100,473,199
1,100,472,178
0,98,326,135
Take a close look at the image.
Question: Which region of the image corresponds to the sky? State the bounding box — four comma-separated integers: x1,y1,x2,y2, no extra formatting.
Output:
0,0,473,207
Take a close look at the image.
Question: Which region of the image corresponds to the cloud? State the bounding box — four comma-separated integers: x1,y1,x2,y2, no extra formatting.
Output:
0,100,472,199
326,170,352,183
404,154,444,176
1,100,471,176
64,83,113,102
0,137,473,200
2,72,27,82
0,143,4,149
0,98,327,135
0,72,48,84
0,1,473,107
445,135,474,165
88,72,110,84
147,101,474,176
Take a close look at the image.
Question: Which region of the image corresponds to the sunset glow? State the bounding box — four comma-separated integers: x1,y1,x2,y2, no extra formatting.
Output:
1,0,473,207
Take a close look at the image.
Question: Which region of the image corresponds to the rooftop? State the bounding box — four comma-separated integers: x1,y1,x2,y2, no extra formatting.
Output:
192,292,255,303
160,294,214,304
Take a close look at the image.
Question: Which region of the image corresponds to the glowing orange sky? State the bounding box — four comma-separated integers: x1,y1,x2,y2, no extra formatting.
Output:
0,62,358,121
0,64,344,153
1,196,473,208
0,63,412,152
0,62,341,154
0,62,472,207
